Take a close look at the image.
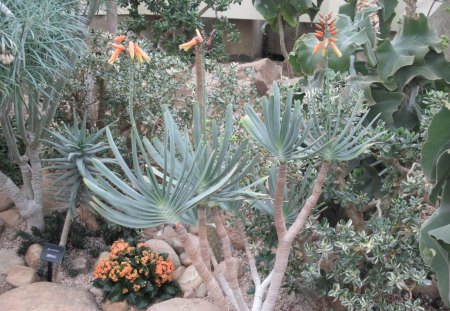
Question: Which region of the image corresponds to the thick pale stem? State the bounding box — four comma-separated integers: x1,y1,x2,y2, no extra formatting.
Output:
237,219,261,287
277,14,293,78
198,205,211,271
174,224,228,311
274,162,288,239
212,254,240,311
212,209,249,311
261,162,330,311
29,149,43,207
252,272,273,311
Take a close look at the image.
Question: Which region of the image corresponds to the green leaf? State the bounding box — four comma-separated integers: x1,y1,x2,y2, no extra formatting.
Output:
429,224,450,245
367,90,406,127
376,40,415,80
390,14,442,65
421,102,450,180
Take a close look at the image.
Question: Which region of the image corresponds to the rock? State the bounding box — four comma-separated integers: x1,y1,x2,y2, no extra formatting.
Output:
168,237,184,254
177,264,203,293
145,239,181,267
94,251,110,269
101,299,128,311
195,283,208,298
218,257,243,278
6,265,37,287
0,190,13,212
78,205,99,231
72,255,89,274
142,226,163,239
238,58,282,96
0,209,21,227
89,285,104,298
24,244,42,268
172,266,185,282
0,282,99,311
146,298,220,311
179,252,193,266
162,225,177,241
0,218,5,236
0,249,25,275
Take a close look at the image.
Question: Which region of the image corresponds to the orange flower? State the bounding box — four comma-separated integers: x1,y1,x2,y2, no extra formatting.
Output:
134,43,151,63
128,41,135,59
108,44,125,64
312,13,342,58
179,29,203,51
107,36,150,64
113,35,126,43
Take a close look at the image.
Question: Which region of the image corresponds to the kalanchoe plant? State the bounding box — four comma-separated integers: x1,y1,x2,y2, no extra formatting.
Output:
93,239,179,308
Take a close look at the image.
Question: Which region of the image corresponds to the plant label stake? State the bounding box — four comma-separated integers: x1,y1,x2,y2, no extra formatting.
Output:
40,243,65,282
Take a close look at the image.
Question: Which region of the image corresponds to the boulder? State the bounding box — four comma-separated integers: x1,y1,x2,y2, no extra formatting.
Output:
24,244,42,268
6,265,37,287
177,264,203,293
167,237,184,254
145,239,181,267
0,249,24,275
0,209,21,227
146,298,220,311
172,266,185,282
72,255,89,274
179,252,192,266
101,299,128,311
89,285,105,298
238,58,282,96
0,282,99,311
0,190,13,212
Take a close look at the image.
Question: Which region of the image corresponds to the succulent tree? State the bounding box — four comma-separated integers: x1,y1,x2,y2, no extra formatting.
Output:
0,0,100,230
241,79,382,310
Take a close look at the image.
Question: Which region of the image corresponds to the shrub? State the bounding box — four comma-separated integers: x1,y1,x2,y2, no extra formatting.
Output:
93,239,180,308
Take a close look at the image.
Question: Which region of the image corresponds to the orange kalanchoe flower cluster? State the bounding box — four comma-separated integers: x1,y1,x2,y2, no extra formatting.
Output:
154,258,175,287
108,35,150,64
179,29,203,51
93,239,177,302
312,13,342,58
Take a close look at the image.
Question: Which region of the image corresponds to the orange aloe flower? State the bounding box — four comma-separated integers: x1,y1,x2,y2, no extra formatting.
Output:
134,43,151,63
312,13,342,58
179,29,203,51
108,35,150,64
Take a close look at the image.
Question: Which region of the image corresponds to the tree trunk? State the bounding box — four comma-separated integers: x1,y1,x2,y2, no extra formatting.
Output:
106,0,118,34
0,171,44,230
212,209,248,311
174,224,228,311
261,162,330,311
198,205,211,271
277,14,293,78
